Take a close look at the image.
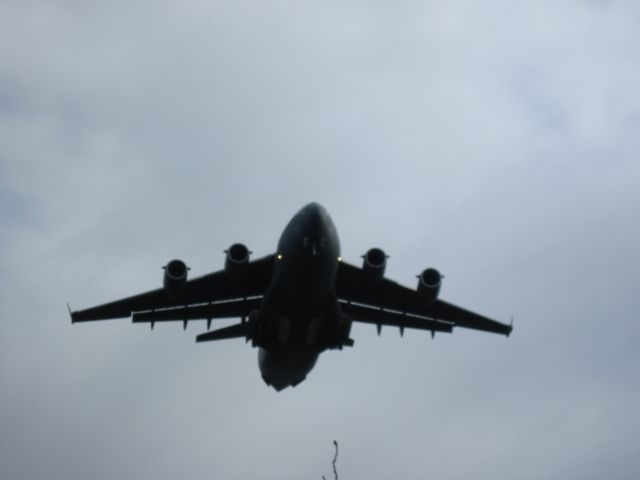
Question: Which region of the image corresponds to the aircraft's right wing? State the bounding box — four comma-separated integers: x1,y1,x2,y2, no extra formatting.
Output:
71,255,275,323
335,260,512,336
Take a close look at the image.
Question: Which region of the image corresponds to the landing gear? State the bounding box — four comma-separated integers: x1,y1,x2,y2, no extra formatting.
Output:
326,314,354,350
247,310,282,350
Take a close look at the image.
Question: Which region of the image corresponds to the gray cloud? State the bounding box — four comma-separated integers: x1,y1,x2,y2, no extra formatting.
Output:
1,1,640,479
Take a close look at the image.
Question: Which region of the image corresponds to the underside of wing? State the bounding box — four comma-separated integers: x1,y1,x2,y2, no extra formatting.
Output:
426,300,512,335
71,255,274,322
131,297,262,325
340,301,453,334
335,260,512,336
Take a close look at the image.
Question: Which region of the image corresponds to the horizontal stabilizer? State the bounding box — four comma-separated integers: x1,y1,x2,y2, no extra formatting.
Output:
196,323,248,343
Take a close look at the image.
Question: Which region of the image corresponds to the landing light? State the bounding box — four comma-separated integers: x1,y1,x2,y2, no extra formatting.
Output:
337,256,342,262
277,254,283,260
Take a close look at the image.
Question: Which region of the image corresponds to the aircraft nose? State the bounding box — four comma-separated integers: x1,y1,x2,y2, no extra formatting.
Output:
302,203,327,232
303,202,324,217
299,203,329,257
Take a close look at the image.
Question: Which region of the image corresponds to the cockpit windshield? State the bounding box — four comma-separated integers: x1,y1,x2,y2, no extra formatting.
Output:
303,236,326,256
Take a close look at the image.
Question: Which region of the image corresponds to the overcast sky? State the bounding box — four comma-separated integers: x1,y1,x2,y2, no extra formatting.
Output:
1,1,640,479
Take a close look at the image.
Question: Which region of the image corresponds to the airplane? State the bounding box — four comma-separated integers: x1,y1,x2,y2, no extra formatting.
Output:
70,202,512,391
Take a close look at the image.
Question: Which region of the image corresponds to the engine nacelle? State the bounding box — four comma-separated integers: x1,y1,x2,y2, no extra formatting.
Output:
417,268,442,305
163,259,189,296
362,248,387,285
225,243,250,281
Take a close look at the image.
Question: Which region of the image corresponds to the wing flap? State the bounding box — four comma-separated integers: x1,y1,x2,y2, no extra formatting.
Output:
428,300,512,336
341,302,453,333
131,297,262,323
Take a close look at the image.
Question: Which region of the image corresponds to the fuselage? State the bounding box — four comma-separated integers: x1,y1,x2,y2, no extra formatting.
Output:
257,203,342,390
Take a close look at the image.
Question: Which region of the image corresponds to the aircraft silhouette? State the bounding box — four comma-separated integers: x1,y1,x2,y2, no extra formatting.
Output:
71,203,512,390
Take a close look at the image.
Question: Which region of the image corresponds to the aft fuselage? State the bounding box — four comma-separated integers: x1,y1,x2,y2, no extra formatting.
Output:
257,203,343,390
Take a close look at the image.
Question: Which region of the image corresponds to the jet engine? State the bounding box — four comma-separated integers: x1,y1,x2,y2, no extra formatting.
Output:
163,259,189,296
362,248,387,285
225,243,250,281
417,268,442,305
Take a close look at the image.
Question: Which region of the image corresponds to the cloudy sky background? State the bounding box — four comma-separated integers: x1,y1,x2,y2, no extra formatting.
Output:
1,1,639,478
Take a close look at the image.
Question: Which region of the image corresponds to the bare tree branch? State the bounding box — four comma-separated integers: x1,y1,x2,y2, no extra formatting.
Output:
331,440,339,480
322,440,340,480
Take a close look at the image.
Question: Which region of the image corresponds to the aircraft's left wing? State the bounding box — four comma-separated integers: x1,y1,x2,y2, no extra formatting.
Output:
71,255,274,322
335,261,512,336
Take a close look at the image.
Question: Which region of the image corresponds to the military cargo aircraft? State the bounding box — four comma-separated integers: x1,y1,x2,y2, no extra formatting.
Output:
71,203,512,390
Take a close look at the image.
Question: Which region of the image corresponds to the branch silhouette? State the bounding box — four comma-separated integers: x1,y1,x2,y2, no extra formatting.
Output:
322,440,339,480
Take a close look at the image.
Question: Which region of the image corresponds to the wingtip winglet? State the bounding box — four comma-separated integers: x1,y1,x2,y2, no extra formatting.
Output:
67,302,74,324
506,316,514,337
